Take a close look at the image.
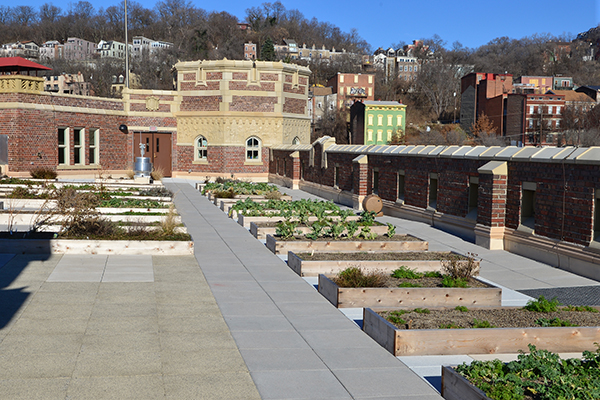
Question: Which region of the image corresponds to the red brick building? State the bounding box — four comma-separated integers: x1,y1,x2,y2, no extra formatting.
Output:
326,72,375,109
0,58,311,179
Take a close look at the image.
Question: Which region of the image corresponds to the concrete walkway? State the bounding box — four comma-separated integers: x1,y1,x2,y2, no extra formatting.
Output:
1,178,598,399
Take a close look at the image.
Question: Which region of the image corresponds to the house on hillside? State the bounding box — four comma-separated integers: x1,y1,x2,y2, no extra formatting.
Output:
350,100,406,145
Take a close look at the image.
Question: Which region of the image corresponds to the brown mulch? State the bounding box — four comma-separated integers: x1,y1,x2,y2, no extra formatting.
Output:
296,251,466,261
378,308,600,330
378,275,489,288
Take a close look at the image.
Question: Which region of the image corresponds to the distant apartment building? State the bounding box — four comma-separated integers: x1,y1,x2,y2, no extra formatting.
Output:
460,72,513,133
327,72,375,109
371,40,432,81
98,40,128,59
350,100,406,145
244,42,257,60
44,72,92,96
1,41,40,59
39,41,63,60
132,36,173,58
274,39,360,63
64,37,96,61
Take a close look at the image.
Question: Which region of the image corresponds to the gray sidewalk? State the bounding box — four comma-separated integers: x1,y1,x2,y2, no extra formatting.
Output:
166,180,442,399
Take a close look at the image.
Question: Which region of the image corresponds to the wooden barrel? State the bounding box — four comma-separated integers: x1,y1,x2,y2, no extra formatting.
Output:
362,194,383,215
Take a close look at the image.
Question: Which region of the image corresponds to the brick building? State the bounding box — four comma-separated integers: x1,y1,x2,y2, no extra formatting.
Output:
326,72,375,109
270,139,600,281
0,58,311,179
460,72,513,133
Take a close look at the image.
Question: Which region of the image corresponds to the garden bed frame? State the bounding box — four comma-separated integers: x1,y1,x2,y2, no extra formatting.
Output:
287,251,479,277
265,234,428,254
0,239,194,255
250,222,391,240
319,275,500,308
363,307,600,356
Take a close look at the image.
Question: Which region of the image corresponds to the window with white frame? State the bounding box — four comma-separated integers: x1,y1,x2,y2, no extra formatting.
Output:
58,127,69,165
88,128,99,165
195,135,208,160
246,137,261,161
73,128,84,164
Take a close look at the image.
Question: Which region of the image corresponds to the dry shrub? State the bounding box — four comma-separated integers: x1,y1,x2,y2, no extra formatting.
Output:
30,167,57,180
333,267,387,288
126,169,135,179
161,204,178,236
441,252,480,279
151,166,165,181
213,188,235,198
264,190,282,200
54,187,116,237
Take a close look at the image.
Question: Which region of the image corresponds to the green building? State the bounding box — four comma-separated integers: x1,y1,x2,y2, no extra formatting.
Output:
350,100,407,145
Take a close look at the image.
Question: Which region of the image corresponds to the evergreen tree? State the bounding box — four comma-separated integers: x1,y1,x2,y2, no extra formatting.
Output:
261,37,275,61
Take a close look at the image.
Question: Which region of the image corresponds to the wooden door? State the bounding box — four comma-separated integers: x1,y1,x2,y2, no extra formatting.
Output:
133,132,172,177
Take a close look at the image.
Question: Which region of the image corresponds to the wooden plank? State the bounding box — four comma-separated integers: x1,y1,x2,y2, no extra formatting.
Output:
251,224,391,240
265,234,429,254
287,253,480,277
441,366,491,400
363,308,398,354
318,274,339,307
329,281,500,308
394,324,600,356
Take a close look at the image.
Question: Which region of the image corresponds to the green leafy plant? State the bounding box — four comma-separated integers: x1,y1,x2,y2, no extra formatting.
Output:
345,220,359,237
413,308,430,314
357,226,377,240
563,305,598,313
455,306,469,312
423,271,443,278
391,266,422,279
440,323,463,329
386,310,409,325
472,318,494,328
441,275,469,288
325,221,345,239
386,222,396,237
333,267,387,288
275,220,299,239
398,282,422,287
305,222,325,240
359,210,376,225
456,344,600,400
524,296,561,313
536,317,577,327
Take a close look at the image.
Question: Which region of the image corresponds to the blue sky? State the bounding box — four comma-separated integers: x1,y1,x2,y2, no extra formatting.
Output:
14,0,600,50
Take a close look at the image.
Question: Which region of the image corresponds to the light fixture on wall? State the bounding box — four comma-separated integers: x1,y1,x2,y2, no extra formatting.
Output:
119,124,129,134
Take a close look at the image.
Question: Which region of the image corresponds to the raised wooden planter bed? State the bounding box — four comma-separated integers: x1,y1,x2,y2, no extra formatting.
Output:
239,214,361,229
319,275,500,308
0,239,194,255
250,222,389,240
287,251,479,277
363,307,600,356
441,366,493,400
265,234,428,254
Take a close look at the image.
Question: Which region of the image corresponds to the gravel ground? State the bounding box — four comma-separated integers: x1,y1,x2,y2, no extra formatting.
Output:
296,251,467,261
519,286,600,306
379,308,600,330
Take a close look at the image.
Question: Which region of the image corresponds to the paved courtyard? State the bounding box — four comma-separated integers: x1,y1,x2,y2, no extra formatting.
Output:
0,178,598,399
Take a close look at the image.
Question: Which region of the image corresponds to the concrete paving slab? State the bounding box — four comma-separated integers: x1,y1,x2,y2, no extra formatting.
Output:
0,333,83,355
250,370,352,399
299,328,380,350
161,348,250,375
239,348,328,371
333,368,441,398
80,332,161,353
66,375,166,400
85,316,159,334
159,331,239,352
72,351,162,377
232,330,312,350
163,372,261,400
0,354,77,379
224,315,295,331
0,377,70,400
0,254,15,268
317,346,405,370
8,317,89,335
157,315,230,333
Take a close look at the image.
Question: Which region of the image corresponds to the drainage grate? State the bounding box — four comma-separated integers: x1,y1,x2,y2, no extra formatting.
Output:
519,286,600,306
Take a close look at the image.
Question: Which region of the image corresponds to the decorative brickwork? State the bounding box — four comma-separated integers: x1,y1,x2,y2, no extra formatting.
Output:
230,96,276,112
180,81,220,91
283,98,306,114
180,96,221,111
229,81,275,91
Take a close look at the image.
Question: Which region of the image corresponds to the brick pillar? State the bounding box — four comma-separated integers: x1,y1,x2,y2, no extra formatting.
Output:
290,151,300,190
352,154,369,210
475,161,507,250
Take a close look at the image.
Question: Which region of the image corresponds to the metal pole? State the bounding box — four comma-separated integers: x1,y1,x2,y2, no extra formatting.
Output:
124,0,129,89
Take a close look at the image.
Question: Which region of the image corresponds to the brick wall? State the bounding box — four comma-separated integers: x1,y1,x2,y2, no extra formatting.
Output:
230,96,276,112
180,96,221,111
283,98,306,114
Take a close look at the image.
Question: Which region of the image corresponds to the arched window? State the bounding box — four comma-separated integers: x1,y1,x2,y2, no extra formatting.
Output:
246,136,261,161
195,135,207,160
292,136,300,145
